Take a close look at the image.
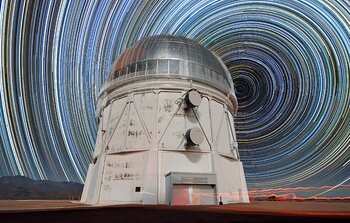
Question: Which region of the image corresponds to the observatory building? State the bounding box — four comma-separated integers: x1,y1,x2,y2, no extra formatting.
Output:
81,35,249,205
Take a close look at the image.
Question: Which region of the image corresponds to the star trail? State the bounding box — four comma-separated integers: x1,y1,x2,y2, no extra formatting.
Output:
0,0,349,197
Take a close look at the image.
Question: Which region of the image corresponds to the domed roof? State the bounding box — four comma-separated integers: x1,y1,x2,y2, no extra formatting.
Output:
107,35,234,90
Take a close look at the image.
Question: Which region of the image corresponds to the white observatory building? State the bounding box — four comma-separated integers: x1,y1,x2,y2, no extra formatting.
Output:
81,35,249,205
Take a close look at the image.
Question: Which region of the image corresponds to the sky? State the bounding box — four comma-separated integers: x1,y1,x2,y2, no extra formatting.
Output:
0,0,349,198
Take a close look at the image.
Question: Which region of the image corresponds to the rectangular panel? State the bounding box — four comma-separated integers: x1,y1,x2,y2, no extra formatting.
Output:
159,116,185,150
102,104,112,143
161,152,211,176
142,151,158,204
105,97,128,149
108,107,128,153
172,185,189,205
83,154,106,204
125,103,150,150
157,91,184,149
133,92,157,143
217,112,234,157
210,99,224,144
213,155,249,203
99,153,146,203
210,100,232,157
93,124,103,158
193,185,216,205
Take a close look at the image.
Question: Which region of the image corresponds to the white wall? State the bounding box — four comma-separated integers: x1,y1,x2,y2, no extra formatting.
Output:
82,80,249,204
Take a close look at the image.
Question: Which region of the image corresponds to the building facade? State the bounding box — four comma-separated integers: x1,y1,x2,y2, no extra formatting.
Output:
81,35,249,205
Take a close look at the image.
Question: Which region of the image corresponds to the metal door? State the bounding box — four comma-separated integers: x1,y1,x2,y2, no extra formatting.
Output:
172,184,216,205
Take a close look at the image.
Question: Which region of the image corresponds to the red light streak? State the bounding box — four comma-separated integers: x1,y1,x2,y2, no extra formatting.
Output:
249,184,350,193
248,184,350,200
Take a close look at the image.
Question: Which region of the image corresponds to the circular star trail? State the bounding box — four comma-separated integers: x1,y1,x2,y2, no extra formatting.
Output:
0,0,349,195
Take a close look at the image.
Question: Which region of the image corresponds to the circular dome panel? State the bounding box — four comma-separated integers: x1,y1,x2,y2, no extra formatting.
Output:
185,90,202,108
186,127,204,146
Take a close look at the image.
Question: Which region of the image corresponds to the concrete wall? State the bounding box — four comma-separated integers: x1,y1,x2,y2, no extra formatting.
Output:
95,88,239,154
82,80,249,204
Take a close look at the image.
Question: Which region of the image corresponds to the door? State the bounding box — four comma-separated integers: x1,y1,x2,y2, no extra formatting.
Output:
172,184,216,205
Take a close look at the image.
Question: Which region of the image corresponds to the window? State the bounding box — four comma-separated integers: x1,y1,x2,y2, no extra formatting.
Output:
188,62,195,75
179,61,185,74
135,187,141,192
136,61,145,72
218,73,223,83
169,60,179,74
130,63,136,74
204,67,210,77
196,64,204,77
147,60,157,74
114,70,119,79
120,68,126,76
158,59,168,74
189,62,203,77
214,71,220,80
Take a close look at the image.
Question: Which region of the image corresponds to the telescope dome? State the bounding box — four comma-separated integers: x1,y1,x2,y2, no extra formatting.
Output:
107,35,234,90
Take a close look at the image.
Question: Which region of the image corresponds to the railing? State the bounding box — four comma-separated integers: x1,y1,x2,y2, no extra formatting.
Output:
109,59,231,89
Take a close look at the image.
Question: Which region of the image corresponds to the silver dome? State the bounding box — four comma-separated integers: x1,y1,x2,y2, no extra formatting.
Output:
107,35,234,90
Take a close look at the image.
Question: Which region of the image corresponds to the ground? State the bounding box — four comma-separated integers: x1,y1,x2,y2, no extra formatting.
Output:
0,200,349,222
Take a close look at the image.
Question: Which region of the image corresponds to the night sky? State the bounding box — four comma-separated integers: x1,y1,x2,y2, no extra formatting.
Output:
0,0,349,198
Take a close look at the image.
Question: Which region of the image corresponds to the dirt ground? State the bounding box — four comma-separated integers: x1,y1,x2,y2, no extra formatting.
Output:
0,200,86,211
0,200,348,223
